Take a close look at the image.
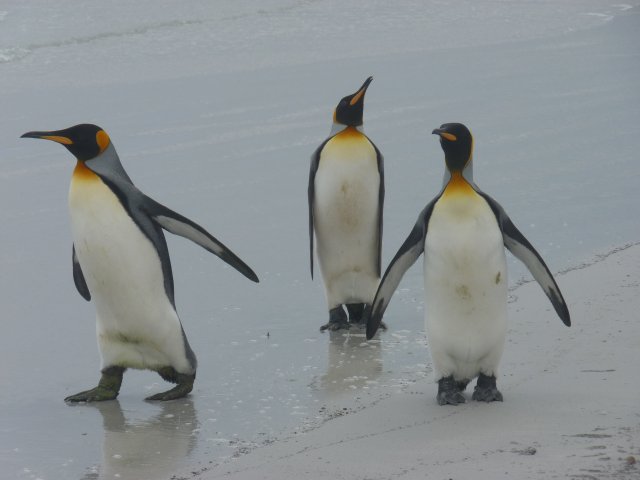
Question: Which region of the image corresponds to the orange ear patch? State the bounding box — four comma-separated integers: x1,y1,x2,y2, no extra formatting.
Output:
96,130,110,153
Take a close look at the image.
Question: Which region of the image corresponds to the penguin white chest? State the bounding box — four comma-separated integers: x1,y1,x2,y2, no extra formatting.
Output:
314,133,379,234
68,166,188,372
69,174,166,315
313,129,381,305
424,188,508,380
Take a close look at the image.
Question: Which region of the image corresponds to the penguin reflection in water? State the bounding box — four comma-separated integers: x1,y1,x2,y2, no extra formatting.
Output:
367,123,570,405
309,77,385,331
22,124,259,402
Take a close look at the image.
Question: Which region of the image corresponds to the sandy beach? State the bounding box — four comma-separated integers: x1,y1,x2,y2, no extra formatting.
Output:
198,243,640,480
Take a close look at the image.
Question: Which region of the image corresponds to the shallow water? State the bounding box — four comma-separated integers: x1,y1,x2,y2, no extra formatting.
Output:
1,2,639,479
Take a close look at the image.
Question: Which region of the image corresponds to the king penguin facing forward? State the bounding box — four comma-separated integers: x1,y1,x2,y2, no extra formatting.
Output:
367,123,570,405
22,124,259,402
309,77,384,331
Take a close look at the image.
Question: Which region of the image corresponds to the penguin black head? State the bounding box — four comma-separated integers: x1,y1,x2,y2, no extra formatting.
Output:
333,76,373,127
432,123,473,172
21,124,111,162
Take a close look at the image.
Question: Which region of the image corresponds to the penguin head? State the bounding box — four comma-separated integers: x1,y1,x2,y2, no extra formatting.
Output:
21,124,111,162
333,76,373,127
432,123,474,172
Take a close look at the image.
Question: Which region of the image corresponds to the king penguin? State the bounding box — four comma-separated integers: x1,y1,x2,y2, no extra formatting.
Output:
366,123,570,405
308,76,385,331
22,124,259,402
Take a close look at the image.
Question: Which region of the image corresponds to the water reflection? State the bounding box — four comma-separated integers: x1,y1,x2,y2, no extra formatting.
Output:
79,399,198,480
317,329,383,396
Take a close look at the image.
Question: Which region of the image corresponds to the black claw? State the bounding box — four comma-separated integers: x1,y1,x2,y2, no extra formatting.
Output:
472,373,503,402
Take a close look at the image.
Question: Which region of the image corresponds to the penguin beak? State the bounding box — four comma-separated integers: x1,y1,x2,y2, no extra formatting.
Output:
21,131,74,145
432,128,457,142
349,76,373,106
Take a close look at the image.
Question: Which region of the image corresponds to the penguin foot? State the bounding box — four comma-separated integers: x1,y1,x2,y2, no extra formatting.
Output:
457,379,470,392
346,303,366,324
319,321,350,332
65,387,118,403
146,368,194,401
472,373,503,402
320,306,349,332
436,376,466,406
145,383,193,401
347,304,387,331
65,366,125,403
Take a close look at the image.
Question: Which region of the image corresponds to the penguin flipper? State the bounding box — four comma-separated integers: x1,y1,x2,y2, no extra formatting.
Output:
479,193,570,327
144,199,259,283
72,245,91,301
367,201,436,339
308,144,323,279
371,140,385,277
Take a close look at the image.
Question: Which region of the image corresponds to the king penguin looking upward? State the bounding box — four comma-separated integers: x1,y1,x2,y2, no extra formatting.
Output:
21,124,259,402
366,123,570,405
308,77,385,331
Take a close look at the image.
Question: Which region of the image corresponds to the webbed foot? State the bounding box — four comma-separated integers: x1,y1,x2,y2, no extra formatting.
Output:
145,383,193,401
320,306,349,332
146,367,195,401
436,375,466,406
472,373,503,402
65,366,124,403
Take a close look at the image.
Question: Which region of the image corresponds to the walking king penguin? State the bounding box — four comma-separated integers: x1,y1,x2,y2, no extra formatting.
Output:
366,123,570,405
22,124,259,402
308,77,385,331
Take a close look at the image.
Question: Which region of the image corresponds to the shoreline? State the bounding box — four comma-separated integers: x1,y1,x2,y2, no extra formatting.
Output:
192,242,640,479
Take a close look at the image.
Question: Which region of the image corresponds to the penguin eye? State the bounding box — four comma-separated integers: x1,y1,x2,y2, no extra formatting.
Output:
339,99,348,108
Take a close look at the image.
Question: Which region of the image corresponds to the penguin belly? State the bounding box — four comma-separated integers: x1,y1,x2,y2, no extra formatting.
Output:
314,131,380,308
69,167,194,374
424,192,507,383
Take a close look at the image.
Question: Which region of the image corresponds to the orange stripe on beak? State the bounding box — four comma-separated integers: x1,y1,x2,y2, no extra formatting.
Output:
41,135,73,145
349,87,366,106
439,132,457,142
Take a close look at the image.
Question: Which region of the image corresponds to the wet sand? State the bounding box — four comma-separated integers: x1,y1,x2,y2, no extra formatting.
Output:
197,243,640,479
